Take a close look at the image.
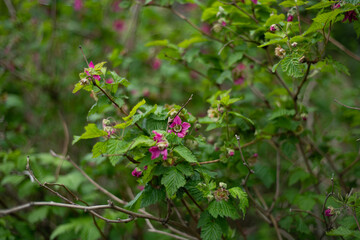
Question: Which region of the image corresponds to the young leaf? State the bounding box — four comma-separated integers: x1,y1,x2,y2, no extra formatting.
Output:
73,124,108,144
201,220,223,240
92,141,108,158
109,71,129,87
123,99,146,121
228,187,248,217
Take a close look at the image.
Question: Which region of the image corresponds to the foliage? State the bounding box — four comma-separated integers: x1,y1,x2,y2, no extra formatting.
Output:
1,0,360,239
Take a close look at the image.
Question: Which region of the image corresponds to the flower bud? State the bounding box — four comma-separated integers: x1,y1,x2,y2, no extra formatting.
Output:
291,42,298,47
287,15,294,22
219,182,227,189
275,46,286,58
207,194,214,201
80,78,89,85
228,149,235,156
325,206,335,217
212,23,222,33
270,24,277,32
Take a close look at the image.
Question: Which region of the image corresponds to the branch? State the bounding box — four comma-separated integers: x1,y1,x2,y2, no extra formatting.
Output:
334,99,360,111
290,208,325,223
322,176,334,231
220,1,259,24
191,159,220,166
167,94,193,129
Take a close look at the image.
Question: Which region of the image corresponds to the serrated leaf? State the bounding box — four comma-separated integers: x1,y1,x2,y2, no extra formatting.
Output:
265,14,285,26
125,190,143,210
107,139,130,165
109,71,129,87
78,124,108,140
281,55,305,78
208,200,239,219
123,99,146,121
201,220,222,240
161,168,186,197
92,141,108,158
228,52,243,66
280,0,308,7
94,61,107,70
327,226,353,236
51,222,76,240
288,168,310,186
176,163,194,176
216,70,232,84
174,145,198,163
228,187,248,218
140,185,166,208
306,1,337,10
269,109,296,120
114,121,133,129
72,82,85,93
201,7,218,21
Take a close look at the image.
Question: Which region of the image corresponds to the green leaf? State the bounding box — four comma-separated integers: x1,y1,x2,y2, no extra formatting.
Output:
288,168,310,186
174,145,198,163
146,39,169,47
107,139,130,166
280,0,308,7
269,109,296,120
141,185,166,208
94,61,107,70
178,36,207,49
123,99,146,121
72,82,84,93
327,226,353,237
272,61,282,72
74,124,108,144
1,175,25,186
229,111,254,125
208,200,239,219
92,141,108,158
161,168,186,197
28,207,49,223
281,55,305,78
51,222,76,240
201,220,223,240
265,14,285,26
129,135,154,150
228,187,248,218
228,52,243,66
125,190,143,210
306,1,337,10
201,7,218,21
216,70,232,84
258,38,287,48
176,163,194,176
109,71,130,87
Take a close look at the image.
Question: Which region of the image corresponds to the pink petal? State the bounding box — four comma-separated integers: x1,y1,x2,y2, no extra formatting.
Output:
161,149,168,160
85,70,90,76
181,122,191,132
152,131,163,142
93,75,101,81
170,115,182,128
89,61,94,68
177,132,185,138
149,146,161,159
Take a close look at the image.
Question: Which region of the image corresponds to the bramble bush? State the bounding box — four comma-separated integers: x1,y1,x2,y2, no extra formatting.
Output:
1,0,360,239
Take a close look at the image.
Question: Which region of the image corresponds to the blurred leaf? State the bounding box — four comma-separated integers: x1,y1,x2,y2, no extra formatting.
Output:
174,145,198,163
161,168,186,196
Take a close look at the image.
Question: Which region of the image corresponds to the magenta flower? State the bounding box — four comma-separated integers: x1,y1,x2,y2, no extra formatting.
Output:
149,144,168,160
149,131,169,160
113,20,125,32
228,149,235,156
343,10,358,23
201,24,211,35
106,78,114,84
234,76,245,85
251,0,258,4
102,119,115,137
221,21,227,27
252,153,258,158
152,58,161,70
112,0,122,12
325,207,334,217
74,0,83,11
168,116,191,138
85,61,101,81
270,24,277,32
132,167,142,178
332,3,341,10
287,15,294,22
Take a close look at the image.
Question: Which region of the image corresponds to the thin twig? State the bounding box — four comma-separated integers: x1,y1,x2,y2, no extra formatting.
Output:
220,1,259,24
295,4,301,34
290,208,325,223
3,0,16,20
268,152,281,213
341,148,360,176
322,175,334,231
191,159,220,166
184,188,203,212
167,94,193,129
334,99,360,111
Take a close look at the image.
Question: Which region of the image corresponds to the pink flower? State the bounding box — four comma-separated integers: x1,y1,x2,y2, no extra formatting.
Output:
332,3,341,10
201,24,211,35
112,0,122,12
132,167,142,178
143,89,150,97
343,10,358,23
149,131,169,160
251,0,258,4
168,116,191,138
113,20,125,32
137,185,145,191
228,149,235,156
102,119,115,137
252,153,258,158
74,0,82,11
152,130,163,142
85,61,101,81
325,207,334,217
221,21,227,27
287,15,294,22
152,58,161,70
106,78,114,84
149,144,168,160
234,76,245,85
270,24,277,32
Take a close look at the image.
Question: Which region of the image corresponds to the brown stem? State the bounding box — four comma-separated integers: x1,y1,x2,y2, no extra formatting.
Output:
268,152,281,213
184,188,203,212
295,4,301,34
334,99,360,111
167,94,193,129
290,209,325,223
293,63,312,113
191,159,220,166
